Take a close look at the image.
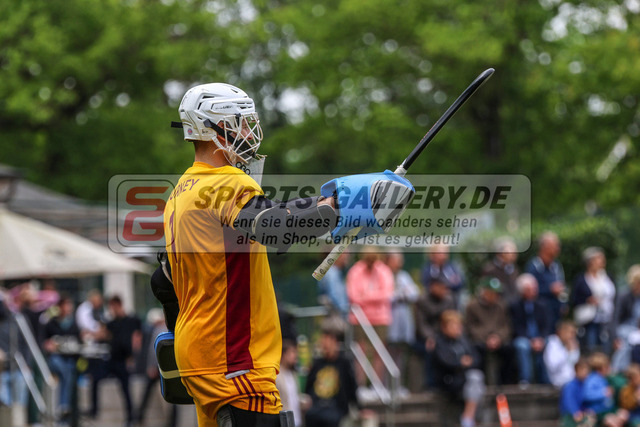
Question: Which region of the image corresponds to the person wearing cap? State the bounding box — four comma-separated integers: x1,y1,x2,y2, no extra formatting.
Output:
481,237,520,304
464,277,514,385
571,247,616,354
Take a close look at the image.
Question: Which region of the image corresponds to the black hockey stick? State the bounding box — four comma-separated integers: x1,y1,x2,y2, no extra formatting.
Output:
313,68,495,281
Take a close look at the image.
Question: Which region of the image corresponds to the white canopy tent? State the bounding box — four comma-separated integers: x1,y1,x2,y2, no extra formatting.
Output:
0,208,149,279
0,209,150,311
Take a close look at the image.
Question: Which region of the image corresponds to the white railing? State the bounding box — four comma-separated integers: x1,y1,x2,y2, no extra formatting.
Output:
11,312,56,425
288,304,401,426
349,304,400,426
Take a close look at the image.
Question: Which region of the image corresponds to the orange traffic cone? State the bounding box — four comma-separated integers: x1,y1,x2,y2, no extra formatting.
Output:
496,393,512,427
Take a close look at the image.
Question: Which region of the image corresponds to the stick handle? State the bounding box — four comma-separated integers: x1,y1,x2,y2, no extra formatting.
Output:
312,227,362,281
312,167,406,281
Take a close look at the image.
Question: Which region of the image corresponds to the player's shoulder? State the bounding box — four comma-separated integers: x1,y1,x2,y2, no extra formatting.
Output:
187,163,261,189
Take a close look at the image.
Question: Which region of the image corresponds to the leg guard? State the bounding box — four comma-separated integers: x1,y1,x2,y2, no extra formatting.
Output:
154,332,193,405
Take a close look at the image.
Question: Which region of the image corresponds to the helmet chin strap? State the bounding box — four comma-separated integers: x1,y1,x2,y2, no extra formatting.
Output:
203,119,229,140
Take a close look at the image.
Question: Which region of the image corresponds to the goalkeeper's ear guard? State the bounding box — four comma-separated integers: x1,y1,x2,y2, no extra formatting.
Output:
154,332,194,405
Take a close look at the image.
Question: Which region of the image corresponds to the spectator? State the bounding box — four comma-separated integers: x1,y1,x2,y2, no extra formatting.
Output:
317,251,351,319
619,364,640,426
544,321,581,388
76,289,105,341
304,324,360,427
433,310,485,427
90,295,142,423
582,352,621,425
43,294,81,419
481,237,520,304
612,265,640,373
0,288,29,408
415,277,456,389
572,247,616,354
510,273,552,385
276,339,305,427
346,247,394,386
385,252,420,393
421,244,466,307
15,283,47,345
135,308,176,426
559,358,594,427
525,231,567,330
464,277,513,385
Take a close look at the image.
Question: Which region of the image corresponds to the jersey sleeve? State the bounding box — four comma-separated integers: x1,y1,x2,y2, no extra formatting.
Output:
213,169,264,227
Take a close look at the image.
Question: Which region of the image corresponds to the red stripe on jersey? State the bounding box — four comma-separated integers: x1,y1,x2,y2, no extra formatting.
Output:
242,375,264,412
238,375,258,411
231,376,243,395
243,376,265,413
223,226,254,372
235,375,253,410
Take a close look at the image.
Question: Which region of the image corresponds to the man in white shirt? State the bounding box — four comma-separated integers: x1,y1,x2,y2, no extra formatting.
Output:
543,321,580,388
75,289,104,339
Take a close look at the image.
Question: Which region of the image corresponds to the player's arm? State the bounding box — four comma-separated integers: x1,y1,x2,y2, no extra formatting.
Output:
233,195,337,252
150,252,179,332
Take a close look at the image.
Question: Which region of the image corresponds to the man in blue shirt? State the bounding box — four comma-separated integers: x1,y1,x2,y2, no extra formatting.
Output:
525,231,567,330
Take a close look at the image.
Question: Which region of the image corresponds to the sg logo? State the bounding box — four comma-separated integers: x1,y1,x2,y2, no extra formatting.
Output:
112,179,174,247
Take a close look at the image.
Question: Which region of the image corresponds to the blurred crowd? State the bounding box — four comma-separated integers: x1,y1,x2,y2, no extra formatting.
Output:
279,231,640,427
3,229,640,426
0,283,173,426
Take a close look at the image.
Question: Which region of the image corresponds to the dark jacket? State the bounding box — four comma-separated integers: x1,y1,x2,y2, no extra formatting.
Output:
304,353,358,417
465,298,511,345
415,292,456,343
614,289,640,331
509,298,552,339
571,272,615,307
433,331,480,395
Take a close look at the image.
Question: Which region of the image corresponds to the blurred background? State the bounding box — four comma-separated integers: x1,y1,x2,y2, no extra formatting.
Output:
2,0,640,293
2,0,640,425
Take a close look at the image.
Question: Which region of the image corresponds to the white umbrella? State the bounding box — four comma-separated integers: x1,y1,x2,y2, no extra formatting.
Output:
0,208,150,280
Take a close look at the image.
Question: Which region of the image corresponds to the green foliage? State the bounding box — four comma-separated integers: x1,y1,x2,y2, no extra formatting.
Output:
3,0,640,216
2,0,640,298
460,215,627,293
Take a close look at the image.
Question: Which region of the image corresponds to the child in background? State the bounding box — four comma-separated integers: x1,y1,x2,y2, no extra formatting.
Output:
583,352,627,426
304,323,369,427
618,364,640,426
433,310,486,427
560,358,595,427
276,339,304,427
544,320,580,388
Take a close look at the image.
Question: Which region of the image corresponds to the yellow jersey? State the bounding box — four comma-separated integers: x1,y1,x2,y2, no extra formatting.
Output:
164,162,281,377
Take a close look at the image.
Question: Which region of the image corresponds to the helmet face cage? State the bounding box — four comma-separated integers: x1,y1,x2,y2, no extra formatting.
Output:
178,83,264,165
217,112,263,164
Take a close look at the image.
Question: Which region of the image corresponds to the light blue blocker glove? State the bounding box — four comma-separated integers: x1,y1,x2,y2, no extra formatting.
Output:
321,170,415,241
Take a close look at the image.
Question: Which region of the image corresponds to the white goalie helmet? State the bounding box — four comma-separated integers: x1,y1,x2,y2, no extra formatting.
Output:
178,83,263,164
